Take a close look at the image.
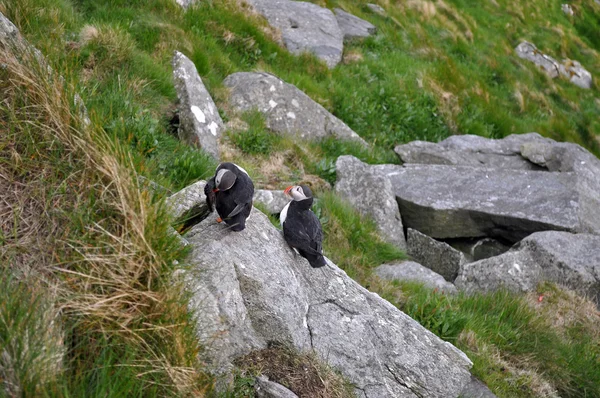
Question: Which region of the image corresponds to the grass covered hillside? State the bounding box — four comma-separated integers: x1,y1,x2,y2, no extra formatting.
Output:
1,0,599,397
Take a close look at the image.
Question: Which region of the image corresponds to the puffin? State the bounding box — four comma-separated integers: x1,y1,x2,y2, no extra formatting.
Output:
204,162,254,231
281,185,326,268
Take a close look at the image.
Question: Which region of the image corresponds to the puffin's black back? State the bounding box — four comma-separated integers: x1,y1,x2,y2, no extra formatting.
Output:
207,163,254,231
282,196,326,268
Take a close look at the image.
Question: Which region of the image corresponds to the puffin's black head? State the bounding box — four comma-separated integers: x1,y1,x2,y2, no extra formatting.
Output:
214,168,237,192
284,185,312,201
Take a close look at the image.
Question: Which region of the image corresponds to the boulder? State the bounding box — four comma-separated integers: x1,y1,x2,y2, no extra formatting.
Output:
394,133,551,170
460,375,497,398
521,141,600,235
375,261,457,294
247,0,343,68
455,231,600,304
334,8,377,42
253,189,290,214
366,3,386,16
172,51,223,159
255,376,299,398
223,72,366,144
515,41,562,78
165,180,209,224
185,210,472,397
515,41,592,89
407,229,467,282
374,163,584,243
335,156,406,250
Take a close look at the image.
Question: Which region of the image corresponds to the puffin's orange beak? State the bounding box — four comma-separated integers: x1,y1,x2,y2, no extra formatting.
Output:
212,188,219,193
284,186,293,196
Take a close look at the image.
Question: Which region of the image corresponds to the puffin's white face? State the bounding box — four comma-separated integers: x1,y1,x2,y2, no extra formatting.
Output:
284,185,309,201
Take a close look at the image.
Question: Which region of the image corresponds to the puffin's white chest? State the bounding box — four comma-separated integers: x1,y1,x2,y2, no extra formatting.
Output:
280,201,291,226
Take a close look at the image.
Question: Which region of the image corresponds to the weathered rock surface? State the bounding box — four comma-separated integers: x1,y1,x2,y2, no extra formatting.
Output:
375,261,457,294
185,210,472,397
172,51,223,159
448,238,511,263
460,375,497,398
165,180,209,223
515,41,592,89
561,4,574,16
521,141,600,235
455,231,600,304
175,0,196,9
407,229,466,282
248,0,343,68
374,163,583,243
253,189,290,214
255,376,299,398
366,3,386,16
335,156,406,250
394,133,551,170
334,8,376,41
224,72,366,144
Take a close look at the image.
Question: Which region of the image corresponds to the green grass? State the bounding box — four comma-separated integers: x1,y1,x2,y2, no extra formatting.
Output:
228,111,283,156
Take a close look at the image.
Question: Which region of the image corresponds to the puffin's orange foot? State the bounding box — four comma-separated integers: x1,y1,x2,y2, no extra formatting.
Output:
216,217,223,223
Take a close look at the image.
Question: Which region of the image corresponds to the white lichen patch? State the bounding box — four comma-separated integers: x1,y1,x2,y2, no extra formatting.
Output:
191,105,206,123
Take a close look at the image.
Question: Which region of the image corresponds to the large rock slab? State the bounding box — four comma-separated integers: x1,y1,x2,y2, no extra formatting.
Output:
334,8,376,42
521,141,600,235
375,261,457,294
374,163,583,243
460,376,497,398
335,156,406,250
407,229,466,282
224,72,366,144
185,210,472,397
394,133,551,170
248,0,343,68
253,189,290,214
455,231,600,304
172,51,223,159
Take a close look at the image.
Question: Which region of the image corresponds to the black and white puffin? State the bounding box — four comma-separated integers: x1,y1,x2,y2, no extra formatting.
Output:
281,185,326,268
204,162,254,231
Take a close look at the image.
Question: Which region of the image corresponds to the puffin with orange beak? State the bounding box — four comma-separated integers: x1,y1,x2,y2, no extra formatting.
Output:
281,185,326,268
204,162,254,232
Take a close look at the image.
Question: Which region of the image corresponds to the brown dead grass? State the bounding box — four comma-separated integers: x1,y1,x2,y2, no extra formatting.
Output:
235,343,354,398
0,33,206,395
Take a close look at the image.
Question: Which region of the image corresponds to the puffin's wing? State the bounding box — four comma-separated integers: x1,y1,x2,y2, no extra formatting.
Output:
307,212,323,254
284,219,322,255
204,177,216,212
226,202,246,218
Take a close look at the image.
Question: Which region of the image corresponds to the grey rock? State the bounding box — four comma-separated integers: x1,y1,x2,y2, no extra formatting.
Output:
456,231,600,304
394,133,552,170
253,189,290,214
561,4,574,16
448,238,511,262
559,59,593,89
375,163,582,243
375,261,457,294
185,210,472,396
175,0,196,9
172,51,223,159
521,141,600,235
335,156,406,250
224,72,366,144
516,41,592,89
515,41,562,78
165,180,210,224
366,3,386,16
460,375,497,398
247,0,343,68
334,8,376,42
255,376,298,398
407,229,466,282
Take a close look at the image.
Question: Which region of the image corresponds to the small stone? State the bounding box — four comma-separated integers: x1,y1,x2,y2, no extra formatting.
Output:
407,229,467,282
366,3,386,16
375,261,458,293
334,8,377,42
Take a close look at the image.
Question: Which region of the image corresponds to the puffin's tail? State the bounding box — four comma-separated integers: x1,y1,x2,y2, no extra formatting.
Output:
308,254,327,268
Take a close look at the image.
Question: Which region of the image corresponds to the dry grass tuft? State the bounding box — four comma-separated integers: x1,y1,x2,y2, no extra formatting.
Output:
0,33,206,395
235,343,355,398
